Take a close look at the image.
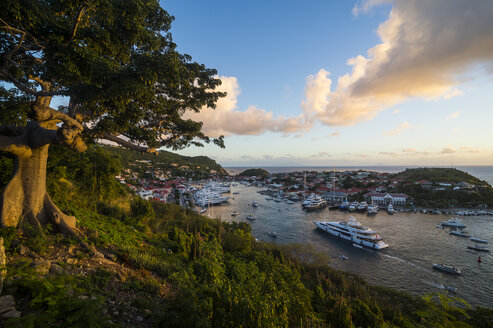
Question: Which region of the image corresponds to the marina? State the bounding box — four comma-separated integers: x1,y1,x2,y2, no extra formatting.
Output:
204,182,493,308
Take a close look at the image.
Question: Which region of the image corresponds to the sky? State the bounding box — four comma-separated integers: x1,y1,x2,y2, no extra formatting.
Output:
163,0,493,167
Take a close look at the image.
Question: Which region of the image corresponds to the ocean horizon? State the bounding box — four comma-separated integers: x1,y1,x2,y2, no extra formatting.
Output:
225,165,493,186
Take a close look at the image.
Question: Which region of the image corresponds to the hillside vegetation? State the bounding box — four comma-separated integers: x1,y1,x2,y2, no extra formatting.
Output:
393,168,489,185
238,168,269,178
105,145,228,178
0,148,492,327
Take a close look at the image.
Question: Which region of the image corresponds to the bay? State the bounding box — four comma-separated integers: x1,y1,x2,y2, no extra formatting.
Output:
203,181,493,308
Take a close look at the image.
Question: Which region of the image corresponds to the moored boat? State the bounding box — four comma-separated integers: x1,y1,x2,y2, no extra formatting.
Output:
432,263,462,275
268,231,277,237
450,229,469,237
441,217,466,228
314,217,389,250
467,244,490,252
470,237,488,243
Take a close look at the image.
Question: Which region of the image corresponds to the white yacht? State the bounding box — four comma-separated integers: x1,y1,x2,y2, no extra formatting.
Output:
357,201,368,212
441,217,466,228
194,189,230,206
313,217,389,250
302,194,327,210
367,204,379,215
348,202,359,212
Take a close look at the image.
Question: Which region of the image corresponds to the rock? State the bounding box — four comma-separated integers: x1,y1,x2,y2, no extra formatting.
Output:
0,306,16,315
0,238,5,294
136,316,144,322
49,263,67,275
68,244,76,254
1,308,21,319
66,258,78,265
0,295,15,310
32,258,51,275
19,244,40,259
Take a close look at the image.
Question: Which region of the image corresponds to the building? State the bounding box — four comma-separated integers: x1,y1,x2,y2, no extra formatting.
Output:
363,192,410,206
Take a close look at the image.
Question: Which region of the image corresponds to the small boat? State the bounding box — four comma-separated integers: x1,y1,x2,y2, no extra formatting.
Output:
352,243,363,249
432,263,462,275
387,204,395,214
285,200,294,204
252,202,259,207
246,215,255,220
470,237,488,243
436,224,444,229
467,244,489,252
340,255,348,260
450,229,469,237
233,191,240,195
231,211,240,216
199,208,207,214
268,232,277,237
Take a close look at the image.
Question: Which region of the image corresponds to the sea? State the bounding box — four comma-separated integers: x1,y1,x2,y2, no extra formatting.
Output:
205,166,493,308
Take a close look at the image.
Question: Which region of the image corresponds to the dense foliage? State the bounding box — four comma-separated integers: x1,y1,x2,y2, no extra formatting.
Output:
238,168,270,178
2,150,493,327
393,168,489,186
106,145,227,178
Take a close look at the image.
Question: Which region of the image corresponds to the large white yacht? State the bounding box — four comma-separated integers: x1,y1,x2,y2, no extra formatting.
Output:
302,194,327,210
314,217,389,249
194,189,230,206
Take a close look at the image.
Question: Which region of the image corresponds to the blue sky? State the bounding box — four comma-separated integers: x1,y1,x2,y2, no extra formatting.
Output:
164,0,493,166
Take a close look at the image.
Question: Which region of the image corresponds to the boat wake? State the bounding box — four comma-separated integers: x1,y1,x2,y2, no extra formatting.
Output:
380,254,429,273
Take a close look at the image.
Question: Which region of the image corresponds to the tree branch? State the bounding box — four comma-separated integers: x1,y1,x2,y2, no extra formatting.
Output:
100,133,157,154
0,134,32,157
64,6,90,46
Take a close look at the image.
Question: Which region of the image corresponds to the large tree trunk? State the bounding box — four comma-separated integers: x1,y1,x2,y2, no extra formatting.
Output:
0,131,76,235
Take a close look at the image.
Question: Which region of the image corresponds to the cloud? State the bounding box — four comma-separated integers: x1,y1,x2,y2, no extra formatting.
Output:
440,146,456,154
384,122,410,135
303,0,493,127
460,146,481,153
325,132,341,138
184,76,311,137
352,0,392,17
310,152,331,158
446,110,462,120
392,109,401,114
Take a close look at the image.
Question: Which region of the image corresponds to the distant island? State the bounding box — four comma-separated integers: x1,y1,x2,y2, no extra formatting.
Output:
238,168,269,178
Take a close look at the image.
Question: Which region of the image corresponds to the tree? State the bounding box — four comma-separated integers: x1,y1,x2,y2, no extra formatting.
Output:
0,0,224,238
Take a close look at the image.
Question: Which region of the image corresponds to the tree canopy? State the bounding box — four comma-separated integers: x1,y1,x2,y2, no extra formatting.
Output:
0,0,225,152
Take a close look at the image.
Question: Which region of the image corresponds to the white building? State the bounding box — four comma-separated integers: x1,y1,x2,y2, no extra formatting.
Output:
363,192,410,206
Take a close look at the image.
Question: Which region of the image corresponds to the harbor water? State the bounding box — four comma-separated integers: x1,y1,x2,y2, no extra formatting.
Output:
203,183,493,308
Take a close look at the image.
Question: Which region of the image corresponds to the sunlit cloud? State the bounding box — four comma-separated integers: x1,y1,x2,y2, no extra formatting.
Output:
460,146,481,153
446,111,462,120
310,152,332,158
303,0,493,127
392,109,401,114
184,76,311,137
383,122,411,136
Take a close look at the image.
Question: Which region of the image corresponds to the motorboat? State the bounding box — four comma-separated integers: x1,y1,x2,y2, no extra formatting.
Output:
199,208,207,214
246,215,255,220
441,217,466,228
339,200,350,210
352,243,363,249
302,194,327,210
470,237,488,243
387,204,395,214
314,217,389,249
357,201,368,212
231,210,240,216
467,244,489,252
348,202,359,212
340,255,348,260
450,228,469,237
233,191,240,195
436,224,444,229
367,204,379,215
194,189,230,206
432,263,462,275
285,200,294,204
268,232,277,237
252,202,259,207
